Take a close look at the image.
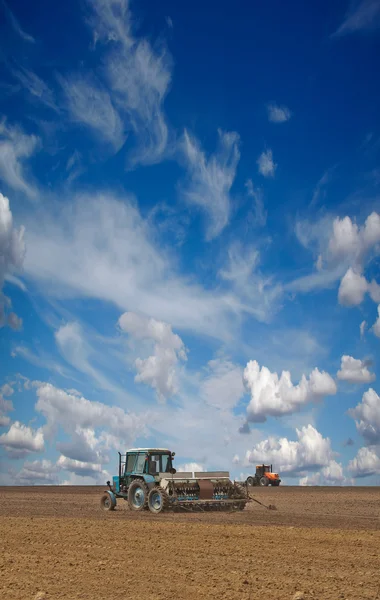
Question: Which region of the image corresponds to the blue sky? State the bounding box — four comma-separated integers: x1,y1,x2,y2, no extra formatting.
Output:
0,0,380,486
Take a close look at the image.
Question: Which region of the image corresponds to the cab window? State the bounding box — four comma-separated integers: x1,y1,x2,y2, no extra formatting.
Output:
135,454,147,473
125,453,136,473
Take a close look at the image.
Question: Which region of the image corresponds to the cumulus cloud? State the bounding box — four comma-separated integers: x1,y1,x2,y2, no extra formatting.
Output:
176,462,204,473
15,459,58,485
180,128,240,240
0,120,39,198
348,388,380,444
337,355,376,384
257,149,276,178
0,421,44,458
299,460,350,486
243,360,337,422
35,382,144,445
0,383,14,427
245,425,334,474
290,211,380,304
86,0,172,166
118,311,186,400
332,0,380,37
348,446,380,478
372,305,380,338
57,455,106,478
267,103,291,123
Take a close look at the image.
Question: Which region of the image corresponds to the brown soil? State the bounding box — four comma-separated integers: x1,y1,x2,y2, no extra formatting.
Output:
0,486,379,599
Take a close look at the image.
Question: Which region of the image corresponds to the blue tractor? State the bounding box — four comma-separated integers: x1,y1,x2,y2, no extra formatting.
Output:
100,447,249,514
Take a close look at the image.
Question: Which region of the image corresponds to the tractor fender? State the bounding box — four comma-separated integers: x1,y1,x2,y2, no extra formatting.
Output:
103,489,117,509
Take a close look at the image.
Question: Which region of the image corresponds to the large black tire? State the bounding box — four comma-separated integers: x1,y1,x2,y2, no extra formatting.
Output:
128,480,149,511
260,476,269,486
147,487,169,514
100,493,115,511
246,476,254,486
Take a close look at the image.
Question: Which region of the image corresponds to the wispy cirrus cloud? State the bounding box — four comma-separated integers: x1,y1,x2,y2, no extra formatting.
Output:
0,119,40,199
1,0,35,43
180,128,240,240
11,67,59,113
85,0,173,167
332,0,380,37
58,73,126,152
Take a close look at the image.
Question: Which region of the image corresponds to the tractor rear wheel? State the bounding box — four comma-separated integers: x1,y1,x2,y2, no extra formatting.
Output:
100,493,115,511
147,487,169,514
246,476,254,486
260,476,269,486
128,480,149,511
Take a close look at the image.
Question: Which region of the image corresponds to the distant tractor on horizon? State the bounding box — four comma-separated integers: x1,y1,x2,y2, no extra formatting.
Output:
246,464,281,487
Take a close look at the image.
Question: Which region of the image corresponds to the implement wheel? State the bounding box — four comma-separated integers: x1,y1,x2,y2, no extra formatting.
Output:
128,480,149,511
147,487,169,514
260,476,269,486
100,493,115,511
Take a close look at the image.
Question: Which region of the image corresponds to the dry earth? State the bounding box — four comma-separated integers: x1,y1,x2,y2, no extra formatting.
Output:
0,486,379,600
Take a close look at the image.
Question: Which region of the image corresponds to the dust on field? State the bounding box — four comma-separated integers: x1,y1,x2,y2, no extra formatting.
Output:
0,486,379,600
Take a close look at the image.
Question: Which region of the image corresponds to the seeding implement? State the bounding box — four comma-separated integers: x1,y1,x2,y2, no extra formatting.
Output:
100,448,250,514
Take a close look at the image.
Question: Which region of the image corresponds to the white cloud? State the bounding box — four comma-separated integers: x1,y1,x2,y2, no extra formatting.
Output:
337,355,376,384
11,67,58,113
0,421,44,457
54,321,124,393
372,305,380,338
290,211,380,303
22,193,253,342
338,268,369,306
348,388,380,444
57,454,106,478
348,446,380,477
267,103,291,123
56,426,110,464
245,425,334,474
257,149,276,178
245,179,267,227
360,320,367,338
35,382,144,445
15,459,58,485
200,359,245,411
333,0,380,37
0,194,25,329
58,73,126,152
176,462,204,472
2,0,35,43
86,0,172,166
180,129,240,240
219,242,282,323
0,384,13,427
0,120,39,198
118,311,186,400
299,460,350,486
243,360,337,422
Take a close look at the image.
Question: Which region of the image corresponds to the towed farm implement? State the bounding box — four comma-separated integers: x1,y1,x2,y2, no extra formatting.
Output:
101,448,251,514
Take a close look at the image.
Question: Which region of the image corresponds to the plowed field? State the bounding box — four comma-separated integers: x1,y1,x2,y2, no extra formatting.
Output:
0,486,379,600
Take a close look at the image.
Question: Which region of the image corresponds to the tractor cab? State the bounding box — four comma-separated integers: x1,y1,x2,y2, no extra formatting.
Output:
255,464,272,478
114,448,176,493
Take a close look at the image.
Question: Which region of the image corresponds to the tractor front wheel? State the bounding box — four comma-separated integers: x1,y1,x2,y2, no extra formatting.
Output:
147,487,169,514
260,476,269,486
100,493,115,511
128,480,149,511
246,476,254,486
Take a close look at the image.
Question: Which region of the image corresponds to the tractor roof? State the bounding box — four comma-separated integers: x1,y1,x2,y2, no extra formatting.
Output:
126,448,171,453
